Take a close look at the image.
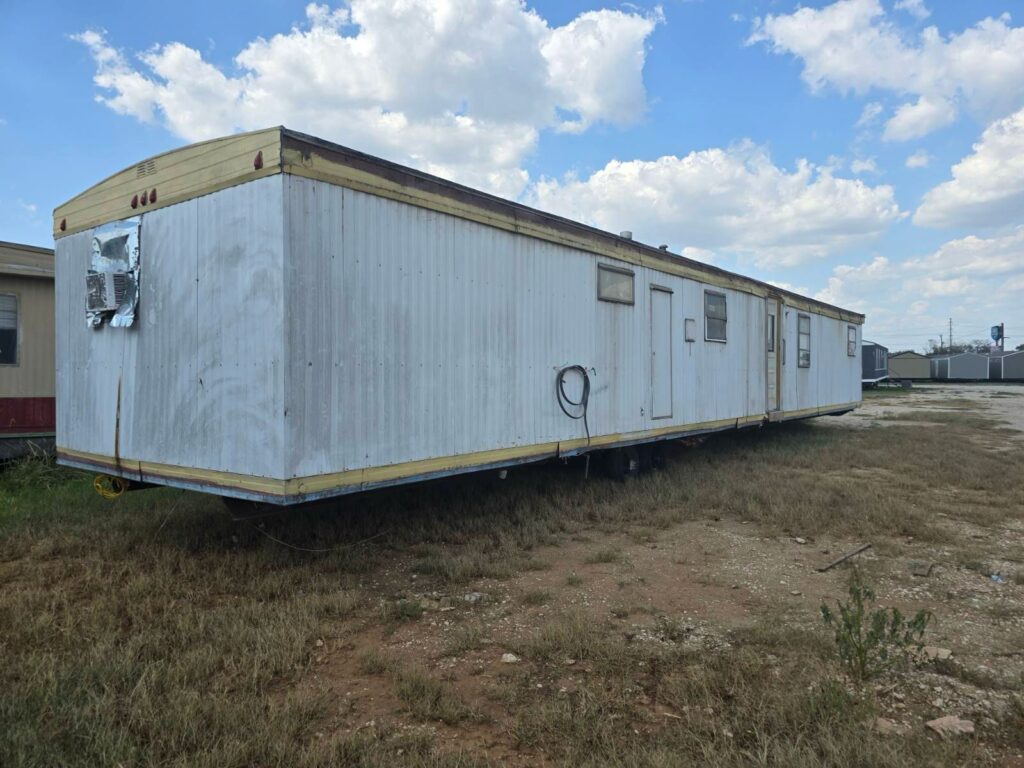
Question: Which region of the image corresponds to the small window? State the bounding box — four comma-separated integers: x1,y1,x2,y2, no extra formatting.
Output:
798,314,811,368
847,325,857,356
767,313,776,352
597,264,634,304
0,293,17,366
705,291,727,342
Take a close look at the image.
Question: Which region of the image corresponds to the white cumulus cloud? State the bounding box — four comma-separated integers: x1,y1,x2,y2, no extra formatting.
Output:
904,149,930,168
914,107,1024,228
528,142,903,267
73,0,661,198
814,229,1024,349
749,0,1024,141
894,0,930,21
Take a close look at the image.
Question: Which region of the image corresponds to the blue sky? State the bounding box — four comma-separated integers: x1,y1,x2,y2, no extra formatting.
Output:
2,0,1022,351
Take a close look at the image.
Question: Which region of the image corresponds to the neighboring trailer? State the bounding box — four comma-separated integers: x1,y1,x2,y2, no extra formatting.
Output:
861,341,888,384
998,351,1024,381
53,128,864,504
932,352,989,381
889,351,930,380
0,241,56,460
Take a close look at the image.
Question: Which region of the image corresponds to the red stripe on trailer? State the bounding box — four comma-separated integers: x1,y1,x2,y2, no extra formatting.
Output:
0,397,56,434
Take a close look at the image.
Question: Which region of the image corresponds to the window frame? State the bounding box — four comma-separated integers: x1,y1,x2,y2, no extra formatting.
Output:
704,290,728,343
0,291,19,368
797,313,811,368
767,312,776,353
847,325,857,357
596,263,635,305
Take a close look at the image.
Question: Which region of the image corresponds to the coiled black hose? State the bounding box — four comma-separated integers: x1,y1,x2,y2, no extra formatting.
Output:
556,365,591,445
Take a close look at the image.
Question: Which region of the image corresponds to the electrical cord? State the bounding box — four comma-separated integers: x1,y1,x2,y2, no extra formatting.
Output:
556,364,591,446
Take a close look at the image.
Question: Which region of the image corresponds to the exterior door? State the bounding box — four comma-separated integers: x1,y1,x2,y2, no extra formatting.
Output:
650,286,673,419
766,299,780,412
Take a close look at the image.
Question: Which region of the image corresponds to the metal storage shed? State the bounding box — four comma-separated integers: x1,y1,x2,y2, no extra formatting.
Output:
0,241,56,460
999,351,1024,381
888,351,930,380
861,341,888,384
52,127,864,505
944,351,989,380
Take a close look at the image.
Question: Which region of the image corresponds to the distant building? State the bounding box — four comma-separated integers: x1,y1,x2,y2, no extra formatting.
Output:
888,351,930,380
991,350,1024,381
861,340,888,384
930,351,989,381
0,241,55,460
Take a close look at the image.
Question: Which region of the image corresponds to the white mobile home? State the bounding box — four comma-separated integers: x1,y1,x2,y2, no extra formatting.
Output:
53,128,863,504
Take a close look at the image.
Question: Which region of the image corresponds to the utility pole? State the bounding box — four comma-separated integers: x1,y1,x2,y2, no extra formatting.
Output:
948,318,953,352
939,334,944,353
999,323,1005,352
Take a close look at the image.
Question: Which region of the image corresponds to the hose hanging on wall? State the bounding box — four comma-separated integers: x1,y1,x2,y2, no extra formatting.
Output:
556,364,591,446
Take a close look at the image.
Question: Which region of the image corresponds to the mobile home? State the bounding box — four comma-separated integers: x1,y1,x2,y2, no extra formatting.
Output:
861,340,888,385
888,351,930,380
0,241,56,460
53,128,863,505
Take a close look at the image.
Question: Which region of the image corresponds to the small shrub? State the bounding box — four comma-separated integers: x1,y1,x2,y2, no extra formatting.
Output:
523,589,552,606
382,599,425,623
821,570,930,682
566,573,584,587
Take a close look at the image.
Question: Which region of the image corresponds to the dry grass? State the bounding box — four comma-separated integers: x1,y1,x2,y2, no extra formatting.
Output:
1,398,1022,765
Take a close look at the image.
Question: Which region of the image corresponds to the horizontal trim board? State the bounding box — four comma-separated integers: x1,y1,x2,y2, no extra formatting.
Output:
57,404,858,505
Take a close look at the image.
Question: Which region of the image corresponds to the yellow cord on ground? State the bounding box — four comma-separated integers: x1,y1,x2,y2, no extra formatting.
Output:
93,475,128,499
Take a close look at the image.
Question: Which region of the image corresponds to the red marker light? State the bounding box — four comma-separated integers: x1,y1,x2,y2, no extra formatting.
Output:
131,194,139,209
149,188,157,204
140,190,147,206
59,218,67,232
253,150,263,170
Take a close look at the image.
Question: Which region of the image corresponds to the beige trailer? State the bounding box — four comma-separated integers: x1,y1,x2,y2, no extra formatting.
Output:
0,241,56,458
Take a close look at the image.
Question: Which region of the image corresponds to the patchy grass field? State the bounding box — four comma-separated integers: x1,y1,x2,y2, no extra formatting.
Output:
2,386,1023,766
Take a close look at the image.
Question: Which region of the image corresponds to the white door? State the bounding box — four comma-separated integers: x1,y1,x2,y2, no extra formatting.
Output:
650,286,673,419
766,299,779,412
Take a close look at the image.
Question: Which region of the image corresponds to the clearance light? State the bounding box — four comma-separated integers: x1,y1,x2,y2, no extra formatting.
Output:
140,190,148,206
131,194,139,209
149,189,157,204
59,218,67,232
254,150,263,170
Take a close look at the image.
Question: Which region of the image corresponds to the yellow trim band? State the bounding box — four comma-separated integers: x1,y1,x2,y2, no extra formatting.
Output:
57,404,856,501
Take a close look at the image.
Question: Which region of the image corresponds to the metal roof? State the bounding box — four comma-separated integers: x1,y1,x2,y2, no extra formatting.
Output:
0,240,54,278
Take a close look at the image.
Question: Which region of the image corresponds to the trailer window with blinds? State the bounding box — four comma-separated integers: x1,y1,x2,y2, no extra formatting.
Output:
597,264,634,305
705,291,727,342
847,325,857,356
0,293,17,365
798,314,811,368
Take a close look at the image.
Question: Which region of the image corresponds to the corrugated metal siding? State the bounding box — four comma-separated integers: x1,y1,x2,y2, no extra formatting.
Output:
58,174,861,486
282,178,853,479
57,176,286,478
